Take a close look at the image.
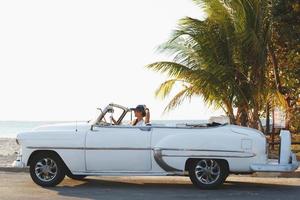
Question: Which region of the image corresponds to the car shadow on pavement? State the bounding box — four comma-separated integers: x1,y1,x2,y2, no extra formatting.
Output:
46,177,300,200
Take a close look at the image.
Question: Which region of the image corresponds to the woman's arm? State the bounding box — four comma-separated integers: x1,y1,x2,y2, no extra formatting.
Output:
131,118,138,126
145,108,150,124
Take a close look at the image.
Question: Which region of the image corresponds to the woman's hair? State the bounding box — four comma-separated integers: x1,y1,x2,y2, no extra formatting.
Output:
141,110,146,117
134,105,146,117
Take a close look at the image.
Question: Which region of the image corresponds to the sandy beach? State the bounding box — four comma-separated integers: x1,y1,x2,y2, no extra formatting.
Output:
0,138,19,167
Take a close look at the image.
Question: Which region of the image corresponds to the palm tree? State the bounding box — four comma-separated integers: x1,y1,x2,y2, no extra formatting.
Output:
147,0,271,128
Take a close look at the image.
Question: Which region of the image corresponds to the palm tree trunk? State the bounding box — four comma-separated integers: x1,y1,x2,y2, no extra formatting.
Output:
258,118,264,133
240,109,248,127
250,106,259,129
265,102,270,134
271,107,275,150
268,43,291,130
224,101,236,124
236,105,249,127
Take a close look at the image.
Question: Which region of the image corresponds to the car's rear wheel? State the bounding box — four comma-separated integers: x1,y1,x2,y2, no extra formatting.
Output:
29,153,65,187
188,159,228,189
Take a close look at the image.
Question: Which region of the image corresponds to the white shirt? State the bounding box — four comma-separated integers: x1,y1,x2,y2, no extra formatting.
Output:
135,119,145,126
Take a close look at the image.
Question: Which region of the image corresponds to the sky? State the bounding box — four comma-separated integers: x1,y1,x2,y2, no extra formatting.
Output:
0,0,225,121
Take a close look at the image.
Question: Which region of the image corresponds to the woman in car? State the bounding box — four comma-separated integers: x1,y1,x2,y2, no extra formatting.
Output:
131,105,150,126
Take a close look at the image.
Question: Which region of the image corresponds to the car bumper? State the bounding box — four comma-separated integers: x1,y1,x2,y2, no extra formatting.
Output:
12,155,26,168
250,153,299,172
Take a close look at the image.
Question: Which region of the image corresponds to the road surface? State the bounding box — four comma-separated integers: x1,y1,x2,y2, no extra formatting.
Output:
0,172,299,200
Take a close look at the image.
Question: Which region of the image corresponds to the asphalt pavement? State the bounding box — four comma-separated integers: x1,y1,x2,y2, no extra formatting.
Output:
0,172,300,200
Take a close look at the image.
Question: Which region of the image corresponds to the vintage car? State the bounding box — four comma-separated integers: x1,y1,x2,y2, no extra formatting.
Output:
13,103,299,189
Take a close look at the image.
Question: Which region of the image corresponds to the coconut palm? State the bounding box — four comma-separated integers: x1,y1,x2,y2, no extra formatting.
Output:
147,0,271,128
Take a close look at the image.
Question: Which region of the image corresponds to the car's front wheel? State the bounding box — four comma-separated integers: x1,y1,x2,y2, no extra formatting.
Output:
29,152,65,187
188,159,228,189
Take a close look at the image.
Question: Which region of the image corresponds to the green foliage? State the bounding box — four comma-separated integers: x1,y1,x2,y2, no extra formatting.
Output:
147,0,299,131
270,0,300,133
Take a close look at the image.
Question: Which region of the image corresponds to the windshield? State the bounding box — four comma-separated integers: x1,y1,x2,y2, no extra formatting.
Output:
92,103,130,126
89,108,104,125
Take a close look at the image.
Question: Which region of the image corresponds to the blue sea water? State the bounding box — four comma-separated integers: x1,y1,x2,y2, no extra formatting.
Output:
0,121,71,138
0,120,207,138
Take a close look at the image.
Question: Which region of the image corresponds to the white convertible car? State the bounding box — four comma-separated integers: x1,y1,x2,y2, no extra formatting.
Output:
13,103,299,189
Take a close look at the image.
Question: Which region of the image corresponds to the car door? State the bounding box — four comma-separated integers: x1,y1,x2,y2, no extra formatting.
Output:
85,126,152,172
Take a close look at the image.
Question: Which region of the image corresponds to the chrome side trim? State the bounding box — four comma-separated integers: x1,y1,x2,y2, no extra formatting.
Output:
27,146,252,154
161,148,256,158
86,147,151,150
26,147,151,150
27,147,84,150
162,154,255,158
153,148,181,172
160,148,250,153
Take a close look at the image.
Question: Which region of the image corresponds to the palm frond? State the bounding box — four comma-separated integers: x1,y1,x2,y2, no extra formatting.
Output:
163,85,193,113
146,0,271,128
154,79,185,99
146,61,195,79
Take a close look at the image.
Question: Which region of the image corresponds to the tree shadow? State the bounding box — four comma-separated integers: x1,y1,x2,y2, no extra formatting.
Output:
46,177,300,200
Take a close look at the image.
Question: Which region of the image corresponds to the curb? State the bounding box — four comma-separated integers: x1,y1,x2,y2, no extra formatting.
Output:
279,171,300,178
252,171,300,178
0,167,29,173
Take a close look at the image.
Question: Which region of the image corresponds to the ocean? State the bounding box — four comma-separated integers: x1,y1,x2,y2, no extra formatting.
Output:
0,120,207,138
0,121,71,138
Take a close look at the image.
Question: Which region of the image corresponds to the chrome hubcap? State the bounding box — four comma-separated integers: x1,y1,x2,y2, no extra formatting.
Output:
35,158,57,182
195,159,220,184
